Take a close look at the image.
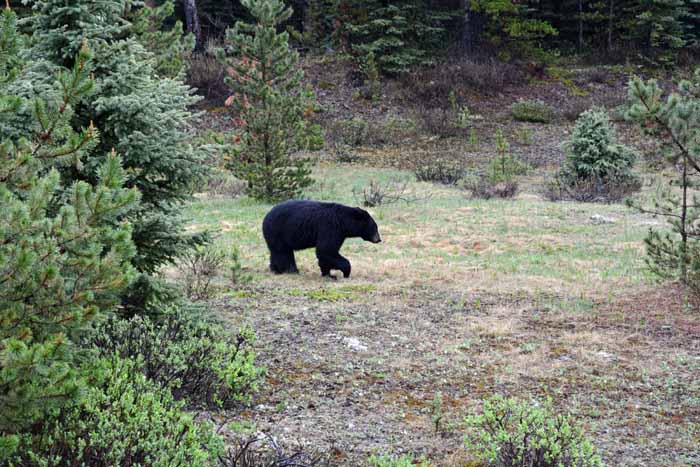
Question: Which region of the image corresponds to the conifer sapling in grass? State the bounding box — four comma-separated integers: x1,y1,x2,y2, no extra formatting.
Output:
218,0,321,202
627,71,700,292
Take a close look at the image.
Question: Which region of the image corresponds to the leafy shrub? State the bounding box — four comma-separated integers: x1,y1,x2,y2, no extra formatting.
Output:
368,454,429,467
552,108,640,202
465,395,604,467
414,158,467,185
7,357,223,467
511,99,555,123
85,305,263,409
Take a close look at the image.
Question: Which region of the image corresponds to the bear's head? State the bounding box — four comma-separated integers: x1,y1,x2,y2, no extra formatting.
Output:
351,207,381,244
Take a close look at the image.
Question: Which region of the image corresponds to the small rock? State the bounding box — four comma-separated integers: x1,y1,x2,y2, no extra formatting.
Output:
343,337,368,352
590,214,616,224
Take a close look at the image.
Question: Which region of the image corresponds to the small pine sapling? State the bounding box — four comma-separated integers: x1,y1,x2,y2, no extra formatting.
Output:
218,0,321,201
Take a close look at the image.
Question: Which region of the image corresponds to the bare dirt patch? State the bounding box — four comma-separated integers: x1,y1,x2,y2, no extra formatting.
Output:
208,280,699,466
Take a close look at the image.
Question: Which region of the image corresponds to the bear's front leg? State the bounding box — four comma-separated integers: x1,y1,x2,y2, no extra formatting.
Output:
316,243,351,279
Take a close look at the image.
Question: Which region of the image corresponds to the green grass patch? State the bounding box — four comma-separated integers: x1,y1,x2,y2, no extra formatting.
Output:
289,284,377,302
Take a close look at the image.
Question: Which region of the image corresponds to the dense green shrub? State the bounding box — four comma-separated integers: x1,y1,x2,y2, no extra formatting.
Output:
465,395,604,467
552,108,640,202
85,305,263,409
7,357,223,467
511,99,555,123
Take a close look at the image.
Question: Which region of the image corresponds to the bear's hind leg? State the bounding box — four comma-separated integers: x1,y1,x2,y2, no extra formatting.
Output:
270,250,298,274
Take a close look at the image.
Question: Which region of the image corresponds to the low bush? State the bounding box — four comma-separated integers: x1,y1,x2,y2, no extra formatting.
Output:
325,117,418,148
465,176,519,199
207,169,248,197
187,40,228,104
561,98,592,122
7,357,223,467
177,244,228,300
353,179,411,207
511,99,555,123
86,305,263,409
465,395,604,467
414,158,467,185
543,174,642,203
404,59,526,106
220,433,326,466
416,106,463,138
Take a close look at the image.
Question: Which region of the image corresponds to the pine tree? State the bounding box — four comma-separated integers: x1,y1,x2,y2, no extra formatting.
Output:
130,0,195,78
627,71,700,291
217,0,319,202
0,5,138,452
339,0,456,75
17,0,208,308
626,0,687,64
469,0,557,61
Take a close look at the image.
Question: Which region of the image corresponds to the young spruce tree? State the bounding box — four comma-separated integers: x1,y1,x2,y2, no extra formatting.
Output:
627,71,700,293
0,5,138,454
218,0,319,202
17,0,207,309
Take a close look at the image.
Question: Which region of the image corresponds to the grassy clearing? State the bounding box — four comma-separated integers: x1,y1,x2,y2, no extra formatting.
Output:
185,164,653,297
183,162,699,466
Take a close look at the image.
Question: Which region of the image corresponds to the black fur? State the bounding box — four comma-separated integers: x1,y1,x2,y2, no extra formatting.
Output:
262,200,381,278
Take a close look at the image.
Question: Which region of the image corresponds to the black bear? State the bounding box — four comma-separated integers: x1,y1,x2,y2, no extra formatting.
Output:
262,200,381,278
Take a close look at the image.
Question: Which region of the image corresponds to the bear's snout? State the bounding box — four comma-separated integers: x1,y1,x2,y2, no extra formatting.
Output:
371,233,382,243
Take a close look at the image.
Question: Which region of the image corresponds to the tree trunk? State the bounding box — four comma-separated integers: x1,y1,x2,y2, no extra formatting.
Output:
182,0,202,50
457,0,484,55
578,0,584,51
607,0,614,53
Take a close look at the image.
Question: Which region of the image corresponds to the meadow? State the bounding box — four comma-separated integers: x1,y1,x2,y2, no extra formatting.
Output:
185,163,700,466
